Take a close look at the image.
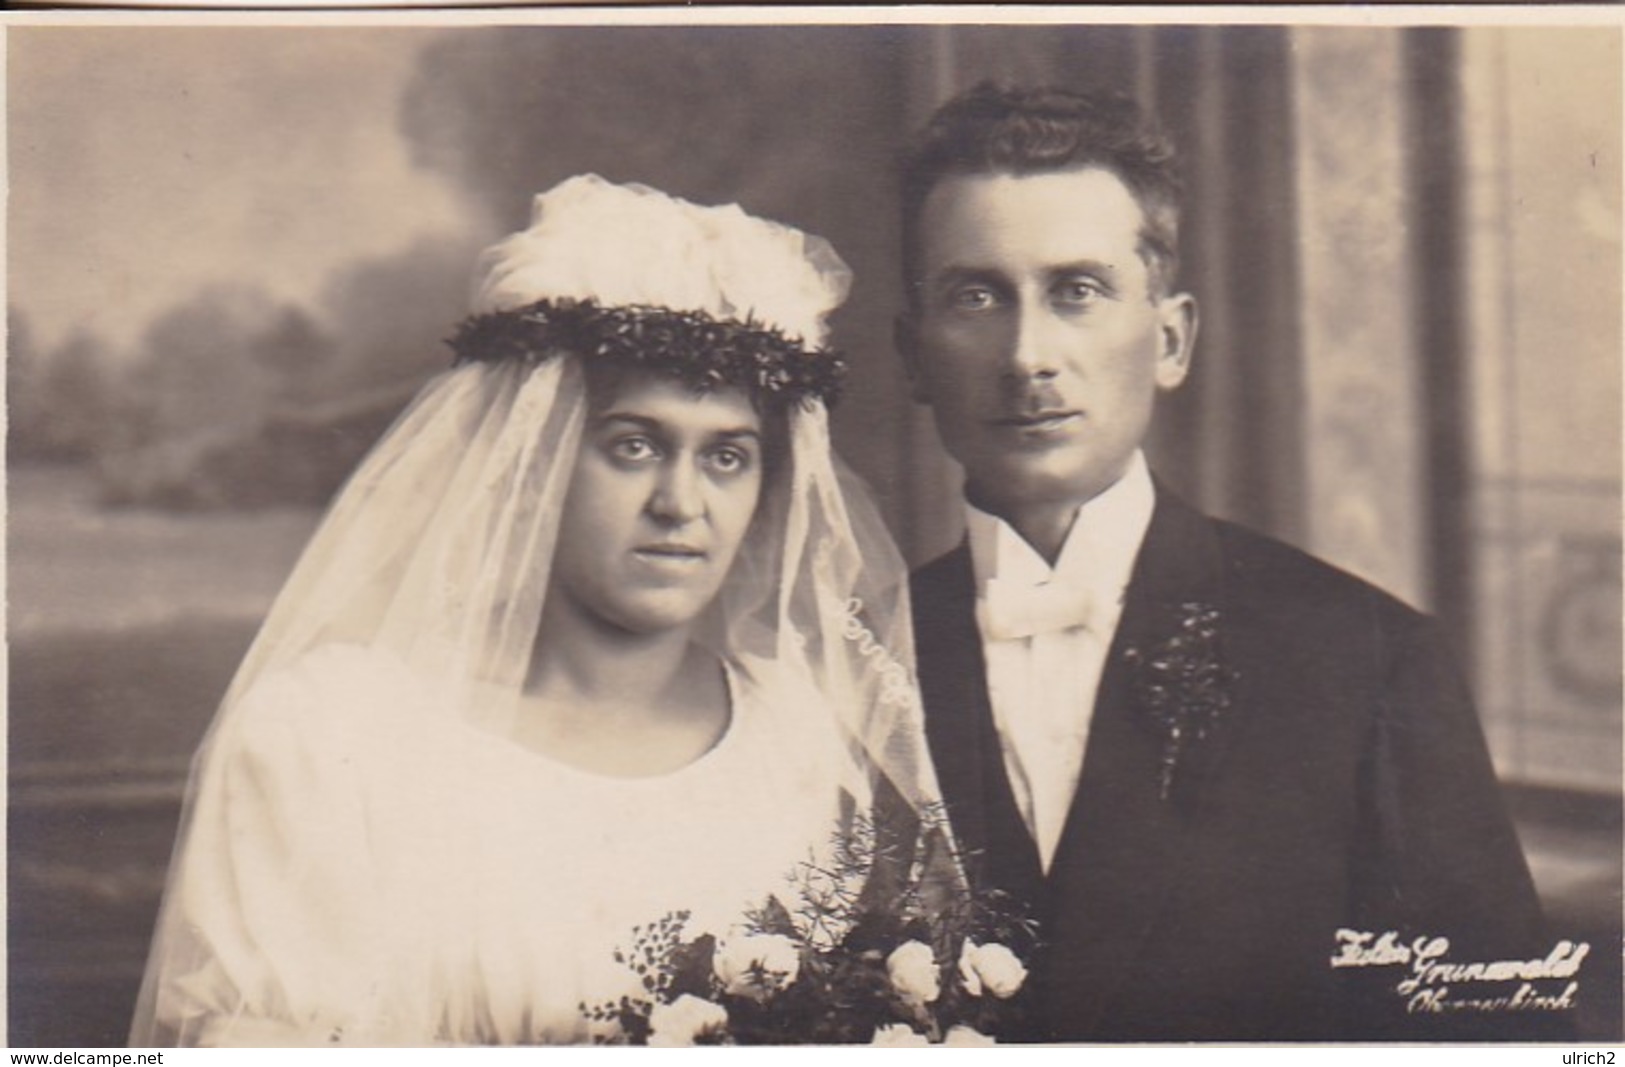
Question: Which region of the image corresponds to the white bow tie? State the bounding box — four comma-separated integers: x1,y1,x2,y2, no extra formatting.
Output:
979,578,1096,642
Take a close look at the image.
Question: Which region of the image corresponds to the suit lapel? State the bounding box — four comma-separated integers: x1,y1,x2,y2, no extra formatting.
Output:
1040,487,1235,1033
911,545,1044,901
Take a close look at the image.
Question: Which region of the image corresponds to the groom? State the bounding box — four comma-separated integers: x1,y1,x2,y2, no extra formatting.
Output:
897,83,1561,1041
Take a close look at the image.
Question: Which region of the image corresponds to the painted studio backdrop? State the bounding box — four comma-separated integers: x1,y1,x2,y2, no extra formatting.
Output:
7,21,1621,1045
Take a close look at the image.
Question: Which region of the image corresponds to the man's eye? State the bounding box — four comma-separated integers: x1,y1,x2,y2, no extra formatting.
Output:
608,436,660,462
1054,278,1105,307
948,285,999,312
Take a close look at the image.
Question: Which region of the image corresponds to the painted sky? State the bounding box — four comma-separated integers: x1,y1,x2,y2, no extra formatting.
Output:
9,26,478,358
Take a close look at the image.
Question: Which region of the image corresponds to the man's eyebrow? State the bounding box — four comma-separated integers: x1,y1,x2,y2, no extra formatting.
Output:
1046,258,1126,280
930,260,1127,284
928,265,1011,288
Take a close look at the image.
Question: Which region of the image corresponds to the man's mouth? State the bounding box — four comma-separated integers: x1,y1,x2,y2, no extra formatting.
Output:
992,409,1082,432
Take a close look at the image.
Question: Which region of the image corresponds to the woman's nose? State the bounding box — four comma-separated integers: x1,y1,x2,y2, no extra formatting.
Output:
647,460,705,524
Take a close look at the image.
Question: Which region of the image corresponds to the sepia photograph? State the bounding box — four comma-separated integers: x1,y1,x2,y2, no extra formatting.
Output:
6,10,1621,1048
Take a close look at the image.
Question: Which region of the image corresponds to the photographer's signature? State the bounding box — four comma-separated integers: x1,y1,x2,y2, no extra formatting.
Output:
1331,929,1589,1015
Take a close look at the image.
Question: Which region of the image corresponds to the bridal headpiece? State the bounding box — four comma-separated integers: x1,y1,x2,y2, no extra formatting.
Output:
449,176,848,406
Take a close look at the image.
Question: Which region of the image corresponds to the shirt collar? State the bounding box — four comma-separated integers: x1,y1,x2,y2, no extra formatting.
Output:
967,451,1156,598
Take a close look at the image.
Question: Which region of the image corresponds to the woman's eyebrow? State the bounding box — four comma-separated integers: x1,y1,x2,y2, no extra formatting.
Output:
595,412,761,442
594,412,662,431
589,413,671,446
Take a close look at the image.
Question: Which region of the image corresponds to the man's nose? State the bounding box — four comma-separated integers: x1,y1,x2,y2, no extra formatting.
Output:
1004,303,1061,382
647,459,705,525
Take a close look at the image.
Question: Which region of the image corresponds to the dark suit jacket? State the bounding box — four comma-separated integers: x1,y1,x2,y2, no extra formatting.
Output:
912,487,1561,1042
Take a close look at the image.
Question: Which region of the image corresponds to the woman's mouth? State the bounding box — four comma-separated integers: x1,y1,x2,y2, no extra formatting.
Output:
633,543,708,564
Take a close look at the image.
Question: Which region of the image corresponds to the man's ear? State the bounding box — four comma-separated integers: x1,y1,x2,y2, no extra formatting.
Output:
894,312,932,405
1153,292,1198,391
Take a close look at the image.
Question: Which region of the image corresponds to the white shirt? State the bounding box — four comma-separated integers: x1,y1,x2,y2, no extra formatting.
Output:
966,451,1156,873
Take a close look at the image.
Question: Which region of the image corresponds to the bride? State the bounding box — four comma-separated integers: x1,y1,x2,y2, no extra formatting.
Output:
129,175,946,1046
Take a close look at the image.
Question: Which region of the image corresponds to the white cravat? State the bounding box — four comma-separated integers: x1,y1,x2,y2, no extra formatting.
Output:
967,451,1156,873
979,576,1095,642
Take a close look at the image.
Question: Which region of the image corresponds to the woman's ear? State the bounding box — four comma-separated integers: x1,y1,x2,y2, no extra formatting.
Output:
1153,292,1198,391
893,313,932,405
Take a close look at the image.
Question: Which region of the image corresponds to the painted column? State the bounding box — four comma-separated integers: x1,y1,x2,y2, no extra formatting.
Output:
1289,27,1431,609
1459,27,1622,790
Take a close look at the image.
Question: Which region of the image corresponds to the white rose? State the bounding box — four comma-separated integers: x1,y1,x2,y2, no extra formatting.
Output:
943,1025,997,1047
713,933,801,1001
869,1023,931,1047
886,940,941,1005
647,994,728,1047
958,940,1028,1000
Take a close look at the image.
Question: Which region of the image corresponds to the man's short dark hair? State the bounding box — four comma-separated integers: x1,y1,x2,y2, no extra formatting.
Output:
900,82,1184,299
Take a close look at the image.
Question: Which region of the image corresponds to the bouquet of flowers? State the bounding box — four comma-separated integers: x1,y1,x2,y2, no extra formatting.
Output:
582,808,1037,1045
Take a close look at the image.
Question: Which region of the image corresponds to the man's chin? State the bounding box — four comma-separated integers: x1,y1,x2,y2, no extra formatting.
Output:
965,463,1120,520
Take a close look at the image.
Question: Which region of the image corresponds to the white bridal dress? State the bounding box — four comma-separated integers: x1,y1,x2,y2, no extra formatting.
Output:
149,644,853,1046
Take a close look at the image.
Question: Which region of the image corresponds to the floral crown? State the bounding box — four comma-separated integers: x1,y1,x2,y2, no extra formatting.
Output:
447,297,846,408
450,174,851,407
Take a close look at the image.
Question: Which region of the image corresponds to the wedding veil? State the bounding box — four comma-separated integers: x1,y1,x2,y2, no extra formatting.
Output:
129,175,948,1045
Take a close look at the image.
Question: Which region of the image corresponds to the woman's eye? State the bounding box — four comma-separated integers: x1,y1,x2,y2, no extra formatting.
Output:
706,446,753,475
608,436,660,463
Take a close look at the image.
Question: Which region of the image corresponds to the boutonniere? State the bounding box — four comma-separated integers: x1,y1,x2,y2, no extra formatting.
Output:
1122,601,1236,802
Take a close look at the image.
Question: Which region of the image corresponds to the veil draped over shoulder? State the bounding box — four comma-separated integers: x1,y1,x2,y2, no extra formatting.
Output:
129,176,952,1046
